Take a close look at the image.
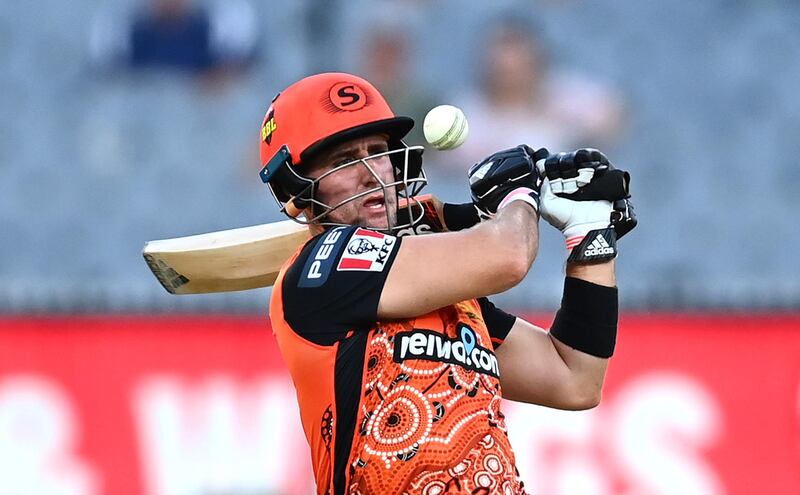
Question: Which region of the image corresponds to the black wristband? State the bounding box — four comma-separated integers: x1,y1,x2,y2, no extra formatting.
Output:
442,202,481,231
550,277,618,358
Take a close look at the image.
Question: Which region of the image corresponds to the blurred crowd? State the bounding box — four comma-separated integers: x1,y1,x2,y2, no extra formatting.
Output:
1,0,799,311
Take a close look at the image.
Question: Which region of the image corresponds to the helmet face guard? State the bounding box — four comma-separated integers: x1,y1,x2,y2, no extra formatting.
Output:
258,72,429,233
260,140,428,233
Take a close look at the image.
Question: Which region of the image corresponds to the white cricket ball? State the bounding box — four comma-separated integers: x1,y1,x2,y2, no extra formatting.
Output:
423,104,469,150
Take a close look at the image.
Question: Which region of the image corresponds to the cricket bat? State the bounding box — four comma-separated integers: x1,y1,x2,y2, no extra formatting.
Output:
143,195,448,294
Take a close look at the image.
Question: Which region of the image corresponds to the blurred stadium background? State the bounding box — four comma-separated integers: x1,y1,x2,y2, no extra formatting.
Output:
0,0,798,494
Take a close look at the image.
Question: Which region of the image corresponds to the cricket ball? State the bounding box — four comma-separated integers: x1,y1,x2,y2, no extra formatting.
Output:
423,105,469,150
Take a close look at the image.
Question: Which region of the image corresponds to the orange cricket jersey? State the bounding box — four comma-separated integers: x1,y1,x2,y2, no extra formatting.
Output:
270,226,526,495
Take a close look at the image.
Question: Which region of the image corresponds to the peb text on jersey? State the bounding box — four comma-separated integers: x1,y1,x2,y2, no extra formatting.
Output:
298,227,347,288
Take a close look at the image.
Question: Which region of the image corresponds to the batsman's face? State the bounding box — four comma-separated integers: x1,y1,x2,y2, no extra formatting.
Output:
306,135,398,230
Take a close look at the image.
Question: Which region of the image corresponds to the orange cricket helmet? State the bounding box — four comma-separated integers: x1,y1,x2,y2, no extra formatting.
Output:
258,72,425,220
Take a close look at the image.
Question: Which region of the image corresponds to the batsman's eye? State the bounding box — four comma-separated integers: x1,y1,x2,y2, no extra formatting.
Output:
369,144,389,155
334,156,357,167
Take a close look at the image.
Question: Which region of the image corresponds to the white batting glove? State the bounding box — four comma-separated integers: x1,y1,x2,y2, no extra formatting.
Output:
536,149,638,262
539,178,618,261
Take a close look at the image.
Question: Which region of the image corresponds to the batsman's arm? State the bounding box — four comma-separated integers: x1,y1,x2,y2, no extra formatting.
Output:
566,259,615,286
377,145,544,319
494,261,615,410
378,202,538,318
492,148,636,410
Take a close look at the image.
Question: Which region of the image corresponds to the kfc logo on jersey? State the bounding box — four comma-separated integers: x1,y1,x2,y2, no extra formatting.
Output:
337,228,396,272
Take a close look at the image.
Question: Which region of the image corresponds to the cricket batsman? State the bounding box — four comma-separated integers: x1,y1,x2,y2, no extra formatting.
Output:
258,72,636,494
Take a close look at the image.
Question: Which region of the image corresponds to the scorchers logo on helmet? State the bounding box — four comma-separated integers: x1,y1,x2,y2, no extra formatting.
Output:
324,82,369,112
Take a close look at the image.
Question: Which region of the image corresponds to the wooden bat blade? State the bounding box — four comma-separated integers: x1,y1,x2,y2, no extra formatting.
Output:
143,220,311,294
142,194,448,295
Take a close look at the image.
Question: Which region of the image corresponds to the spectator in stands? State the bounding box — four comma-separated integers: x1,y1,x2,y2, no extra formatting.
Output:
90,0,257,78
443,15,625,173
358,25,438,147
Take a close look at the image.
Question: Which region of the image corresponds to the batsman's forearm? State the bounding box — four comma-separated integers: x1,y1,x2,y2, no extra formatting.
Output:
566,260,616,287
550,336,609,408
494,202,540,270
546,272,618,408
443,200,540,266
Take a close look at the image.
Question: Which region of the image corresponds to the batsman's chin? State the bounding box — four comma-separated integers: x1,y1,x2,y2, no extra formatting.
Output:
359,207,394,231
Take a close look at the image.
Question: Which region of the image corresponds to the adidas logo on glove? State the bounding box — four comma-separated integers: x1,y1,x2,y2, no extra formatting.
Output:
584,234,615,257
567,228,618,263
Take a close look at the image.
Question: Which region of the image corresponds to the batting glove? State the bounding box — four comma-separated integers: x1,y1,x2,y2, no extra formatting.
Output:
537,149,637,262
468,145,549,220
540,148,631,201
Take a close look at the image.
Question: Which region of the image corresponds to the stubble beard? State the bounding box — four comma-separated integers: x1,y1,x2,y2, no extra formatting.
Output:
360,197,397,231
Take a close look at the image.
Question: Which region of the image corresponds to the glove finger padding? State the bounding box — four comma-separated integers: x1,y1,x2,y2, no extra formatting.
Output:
538,149,605,194
469,145,548,218
611,198,637,239
562,169,630,202
538,148,630,202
